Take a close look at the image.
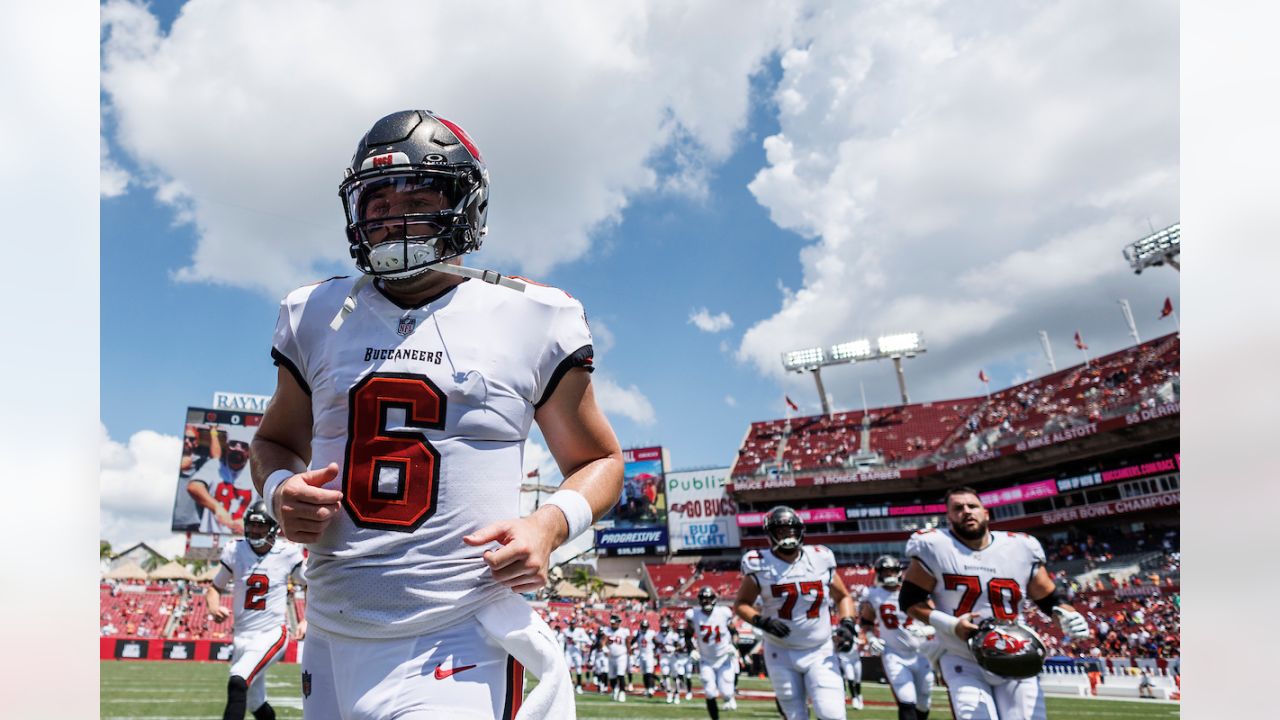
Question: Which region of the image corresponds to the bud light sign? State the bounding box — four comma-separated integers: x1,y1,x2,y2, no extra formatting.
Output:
666,468,740,551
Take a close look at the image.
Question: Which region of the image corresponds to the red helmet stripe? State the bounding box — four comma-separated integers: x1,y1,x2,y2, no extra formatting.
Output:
436,116,484,163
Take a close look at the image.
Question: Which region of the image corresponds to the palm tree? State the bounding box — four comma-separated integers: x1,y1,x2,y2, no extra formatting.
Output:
142,552,167,573
100,540,113,560
568,566,604,596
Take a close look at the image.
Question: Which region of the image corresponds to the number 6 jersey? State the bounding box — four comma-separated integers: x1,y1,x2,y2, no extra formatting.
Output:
740,545,838,650
271,276,593,639
904,528,1047,656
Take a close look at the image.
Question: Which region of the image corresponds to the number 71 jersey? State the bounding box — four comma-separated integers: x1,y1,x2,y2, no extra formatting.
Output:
741,545,838,650
904,528,1046,656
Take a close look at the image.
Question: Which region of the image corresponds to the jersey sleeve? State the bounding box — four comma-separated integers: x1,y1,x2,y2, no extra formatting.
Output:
684,608,694,624
271,288,311,396
288,546,307,584
532,294,594,408
213,543,236,591
904,530,942,579
740,549,763,578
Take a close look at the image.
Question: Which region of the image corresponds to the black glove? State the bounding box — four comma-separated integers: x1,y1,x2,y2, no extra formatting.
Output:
835,617,858,651
754,615,791,638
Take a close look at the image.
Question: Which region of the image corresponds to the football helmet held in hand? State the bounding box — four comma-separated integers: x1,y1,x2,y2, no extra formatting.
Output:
968,618,1047,679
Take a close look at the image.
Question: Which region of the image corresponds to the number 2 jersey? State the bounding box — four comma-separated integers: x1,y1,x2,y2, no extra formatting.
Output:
904,527,1047,656
271,276,593,639
741,545,838,650
213,539,305,636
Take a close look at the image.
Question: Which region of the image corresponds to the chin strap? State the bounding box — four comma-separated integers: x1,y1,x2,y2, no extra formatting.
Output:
428,261,530,293
330,263,529,332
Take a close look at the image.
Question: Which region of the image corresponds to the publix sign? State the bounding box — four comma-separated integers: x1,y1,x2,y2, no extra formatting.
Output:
666,468,740,551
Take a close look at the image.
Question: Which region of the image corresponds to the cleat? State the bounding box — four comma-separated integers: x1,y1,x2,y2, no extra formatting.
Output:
852,696,863,710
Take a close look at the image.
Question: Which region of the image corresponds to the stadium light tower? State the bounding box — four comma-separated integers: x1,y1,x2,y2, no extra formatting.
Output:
1123,222,1180,274
782,331,927,412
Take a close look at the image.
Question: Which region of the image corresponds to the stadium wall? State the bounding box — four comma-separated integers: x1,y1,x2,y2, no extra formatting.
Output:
100,636,300,663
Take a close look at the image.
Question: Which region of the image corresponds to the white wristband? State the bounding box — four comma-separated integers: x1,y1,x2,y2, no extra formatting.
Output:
261,469,294,522
544,489,594,540
928,610,961,638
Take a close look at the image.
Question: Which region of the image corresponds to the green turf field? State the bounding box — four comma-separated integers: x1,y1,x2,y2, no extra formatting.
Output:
101,661,1178,719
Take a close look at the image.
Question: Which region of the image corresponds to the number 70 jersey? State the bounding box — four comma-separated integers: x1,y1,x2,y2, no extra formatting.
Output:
741,545,838,650
904,528,1047,656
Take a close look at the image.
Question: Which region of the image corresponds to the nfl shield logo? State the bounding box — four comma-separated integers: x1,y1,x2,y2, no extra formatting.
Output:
397,316,416,337
302,670,312,698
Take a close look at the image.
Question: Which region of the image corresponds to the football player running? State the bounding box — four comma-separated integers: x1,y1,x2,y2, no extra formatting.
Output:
251,110,624,720
734,506,860,720
631,618,660,697
604,614,631,702
206,502,306,720
900,487,1090,720
862,555,936,720
686,587,739,718
657,617,685,704
559,620,590,695
834,622,865,710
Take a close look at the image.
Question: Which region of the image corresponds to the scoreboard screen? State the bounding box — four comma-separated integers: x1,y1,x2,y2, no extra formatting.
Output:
170,407,263,536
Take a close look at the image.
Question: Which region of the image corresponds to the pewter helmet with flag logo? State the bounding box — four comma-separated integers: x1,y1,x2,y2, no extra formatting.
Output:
339,110,490,280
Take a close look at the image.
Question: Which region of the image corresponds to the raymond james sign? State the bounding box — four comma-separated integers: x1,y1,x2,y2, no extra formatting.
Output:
212,392,272,413
666,468,739,551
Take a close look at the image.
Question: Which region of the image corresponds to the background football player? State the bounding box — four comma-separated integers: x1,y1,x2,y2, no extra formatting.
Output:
686,587,739,718
205,502,305,720
734,505,860,720
834,622,865,710
604,614,631,702
861,555,935,720
899,486,1091,720
558,620,590,695
657,616,685,705
631,618,659,697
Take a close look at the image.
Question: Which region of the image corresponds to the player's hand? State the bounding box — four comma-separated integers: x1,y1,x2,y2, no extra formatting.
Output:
1054,608,1090,639
955,612,981,640
758,616,791,638
276,464,343,544
464,506,567,593
294,619,308,641
209,605,230,623
867,635,886,654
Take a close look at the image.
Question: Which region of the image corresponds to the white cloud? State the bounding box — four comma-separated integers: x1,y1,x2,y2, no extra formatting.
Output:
100,0,796,298
589,317,616,356
725,394,737,407
593,375,657,426
689,307,734,333
99,425,188,557
738,0,1178,409
101,137,131,197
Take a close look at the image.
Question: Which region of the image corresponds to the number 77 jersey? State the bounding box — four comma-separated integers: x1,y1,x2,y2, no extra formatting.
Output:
741,545,838,650
904,528,1047,656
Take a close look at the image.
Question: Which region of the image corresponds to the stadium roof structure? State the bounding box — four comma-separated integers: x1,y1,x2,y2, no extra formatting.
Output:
148,561,196,581
103,562,148,581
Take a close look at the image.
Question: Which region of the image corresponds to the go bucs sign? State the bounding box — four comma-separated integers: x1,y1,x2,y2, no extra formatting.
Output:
666,468,739,551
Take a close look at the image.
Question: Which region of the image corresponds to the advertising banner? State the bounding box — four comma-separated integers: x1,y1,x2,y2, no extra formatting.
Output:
596,446,667,554
162,640,197,661
736,507,846,527
171,407,263,535
666,468,739,551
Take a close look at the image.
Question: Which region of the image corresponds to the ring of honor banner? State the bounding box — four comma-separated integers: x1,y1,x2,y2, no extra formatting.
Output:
171,407,263,535
596,446,668,555
666,468,739,551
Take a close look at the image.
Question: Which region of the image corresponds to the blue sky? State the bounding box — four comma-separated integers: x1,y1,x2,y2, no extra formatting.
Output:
99,0,1179,552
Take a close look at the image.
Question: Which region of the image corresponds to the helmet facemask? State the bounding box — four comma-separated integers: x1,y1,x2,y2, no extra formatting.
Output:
698,588,716,613
875,555,902,588
341,171,483,280
764,506,805,553
243,501,278,550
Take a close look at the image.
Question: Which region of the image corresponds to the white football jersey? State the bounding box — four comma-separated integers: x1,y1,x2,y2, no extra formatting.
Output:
563,627,590,649
272,276,593,639
741,545,838,650
864,585,932,657
213,539,305,635
633,628,658,660
905,527,1047,656
660,629,681,656
604,626,630,657
191,459,258,535
685,605,735,662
